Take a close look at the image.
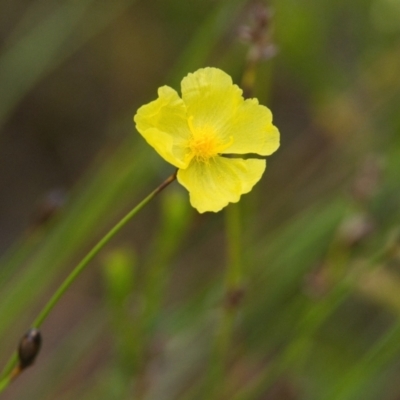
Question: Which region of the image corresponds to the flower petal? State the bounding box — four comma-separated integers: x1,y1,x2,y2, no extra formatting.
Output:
177,157,266,213
134,85,191,168
221,98,280,156
181,68,243,141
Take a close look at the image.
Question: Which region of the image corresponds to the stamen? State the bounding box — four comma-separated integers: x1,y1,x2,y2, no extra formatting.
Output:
186,117,233,163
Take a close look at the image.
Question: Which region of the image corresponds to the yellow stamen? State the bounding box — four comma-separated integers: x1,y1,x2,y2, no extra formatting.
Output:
186,116,233,164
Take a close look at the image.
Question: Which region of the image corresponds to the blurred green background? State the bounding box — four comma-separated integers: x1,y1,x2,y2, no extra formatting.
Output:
1,0,400,399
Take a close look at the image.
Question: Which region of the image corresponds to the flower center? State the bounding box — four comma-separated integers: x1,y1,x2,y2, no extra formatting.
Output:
186,117,232,164
189,129,220,162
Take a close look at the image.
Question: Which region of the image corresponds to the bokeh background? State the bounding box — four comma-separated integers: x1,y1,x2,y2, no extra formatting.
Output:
1,0,400,399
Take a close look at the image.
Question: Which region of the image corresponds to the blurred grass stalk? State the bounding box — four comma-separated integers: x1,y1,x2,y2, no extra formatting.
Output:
129,189,191,397
204,203,244,399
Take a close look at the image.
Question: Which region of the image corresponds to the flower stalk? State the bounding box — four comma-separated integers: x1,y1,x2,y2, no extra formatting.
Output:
0,171,177,393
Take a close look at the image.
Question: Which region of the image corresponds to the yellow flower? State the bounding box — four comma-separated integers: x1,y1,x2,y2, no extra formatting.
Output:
134,67,280,213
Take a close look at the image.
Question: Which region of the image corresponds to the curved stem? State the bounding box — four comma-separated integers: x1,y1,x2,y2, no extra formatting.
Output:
0,171,177,391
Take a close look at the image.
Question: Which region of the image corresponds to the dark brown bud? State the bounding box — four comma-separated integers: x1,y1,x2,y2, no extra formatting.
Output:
18,328,42,369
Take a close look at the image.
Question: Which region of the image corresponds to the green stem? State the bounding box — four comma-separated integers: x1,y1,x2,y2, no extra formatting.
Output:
205,203,243,399
0,171,177,392
220,202,244,371
33,171,175,327
225,202,242,290
0,377,11,393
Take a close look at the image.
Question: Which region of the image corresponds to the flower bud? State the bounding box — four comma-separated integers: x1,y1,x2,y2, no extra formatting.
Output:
18,328,42,369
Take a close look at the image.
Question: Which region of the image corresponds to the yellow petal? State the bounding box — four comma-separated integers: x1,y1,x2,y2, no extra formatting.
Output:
177,157,266,213
181,68,243,142
134,86,191,168
221,98,280,156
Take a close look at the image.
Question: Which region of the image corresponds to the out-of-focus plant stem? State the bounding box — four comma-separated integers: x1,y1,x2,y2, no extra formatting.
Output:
205,202,244,399
133,191,190,398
